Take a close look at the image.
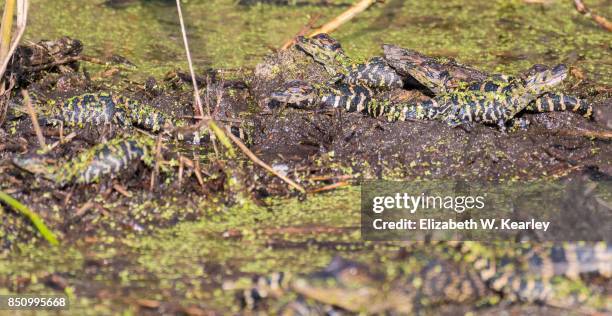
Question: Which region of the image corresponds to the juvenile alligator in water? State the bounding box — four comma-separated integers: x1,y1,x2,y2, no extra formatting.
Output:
233,242,611,314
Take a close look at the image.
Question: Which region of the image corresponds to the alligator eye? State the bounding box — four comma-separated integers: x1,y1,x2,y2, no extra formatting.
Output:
551,64,567,74
312,33,331,41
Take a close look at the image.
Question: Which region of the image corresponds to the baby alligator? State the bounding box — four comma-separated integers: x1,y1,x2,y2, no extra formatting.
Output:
383,64,592,128
382,44,491,94
274,35,592,129
382,45,593,127
12,135,155,186
296,33,404,90
234,242,611,314
12,91,248,145
24,92,173,132
271,64,592,130
270,80,375,112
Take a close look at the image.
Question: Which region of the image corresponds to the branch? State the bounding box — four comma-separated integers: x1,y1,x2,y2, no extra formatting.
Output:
574,0,612,32
225,130,306,194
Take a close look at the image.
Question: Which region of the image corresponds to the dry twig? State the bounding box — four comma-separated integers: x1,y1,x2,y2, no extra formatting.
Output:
113,183,132,198
46,131,76,151
21,89,45,148
309,174,353,181
281,13,322,50
574,0,612,32
178,155,207,191
309,181,349,194
225,131,306,194
175,0,205,117
556,128,612,140
193,158,207,191
149,134,164,191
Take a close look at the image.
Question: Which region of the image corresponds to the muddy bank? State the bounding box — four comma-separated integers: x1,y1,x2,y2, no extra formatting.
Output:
0,0,611,311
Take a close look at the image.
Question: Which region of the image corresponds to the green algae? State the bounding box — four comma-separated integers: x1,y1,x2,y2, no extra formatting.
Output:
25,0,612,83
2,184,607,313
3,0,610,313
0,188,366,313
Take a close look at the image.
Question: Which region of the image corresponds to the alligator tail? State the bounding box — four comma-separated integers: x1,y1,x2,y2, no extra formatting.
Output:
528,93,593,118
523,242,611,279
240,272,291,310
460,242,610,304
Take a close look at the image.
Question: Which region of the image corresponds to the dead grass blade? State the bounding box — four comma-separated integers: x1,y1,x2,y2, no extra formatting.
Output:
175,0,205,117
174,0,306,194
0,0,28,78
574,0,612,32
21,89,46,149
0,190,59,245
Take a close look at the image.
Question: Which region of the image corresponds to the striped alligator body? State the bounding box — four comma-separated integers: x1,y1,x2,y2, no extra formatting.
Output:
270,80,375,112
27,92,179,132
43,93,129,128
12,136,154,186
273,35,592,129
451,242,611,302
384,64,592,128
382,45,593,127
13,91,249,145
295,34,404,90
272,60,591,129
11,91,251,185
234,242,611,314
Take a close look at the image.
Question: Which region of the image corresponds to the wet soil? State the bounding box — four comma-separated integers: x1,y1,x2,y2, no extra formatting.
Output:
0,0,611,314
0,38,610,314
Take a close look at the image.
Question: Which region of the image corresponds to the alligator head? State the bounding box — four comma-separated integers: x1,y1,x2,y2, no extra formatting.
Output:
12,156,56,181
295,34,350,77
269,80,319,109
522,64,568,94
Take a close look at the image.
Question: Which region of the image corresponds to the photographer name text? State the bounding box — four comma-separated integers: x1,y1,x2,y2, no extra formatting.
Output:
372,218,550,231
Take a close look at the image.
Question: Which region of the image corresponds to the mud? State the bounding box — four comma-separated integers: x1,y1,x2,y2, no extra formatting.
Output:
0,18,610,314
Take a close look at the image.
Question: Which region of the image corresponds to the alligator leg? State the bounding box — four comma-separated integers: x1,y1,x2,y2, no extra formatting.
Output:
239,272,290,310
507,117,530,131
527,93,593,117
